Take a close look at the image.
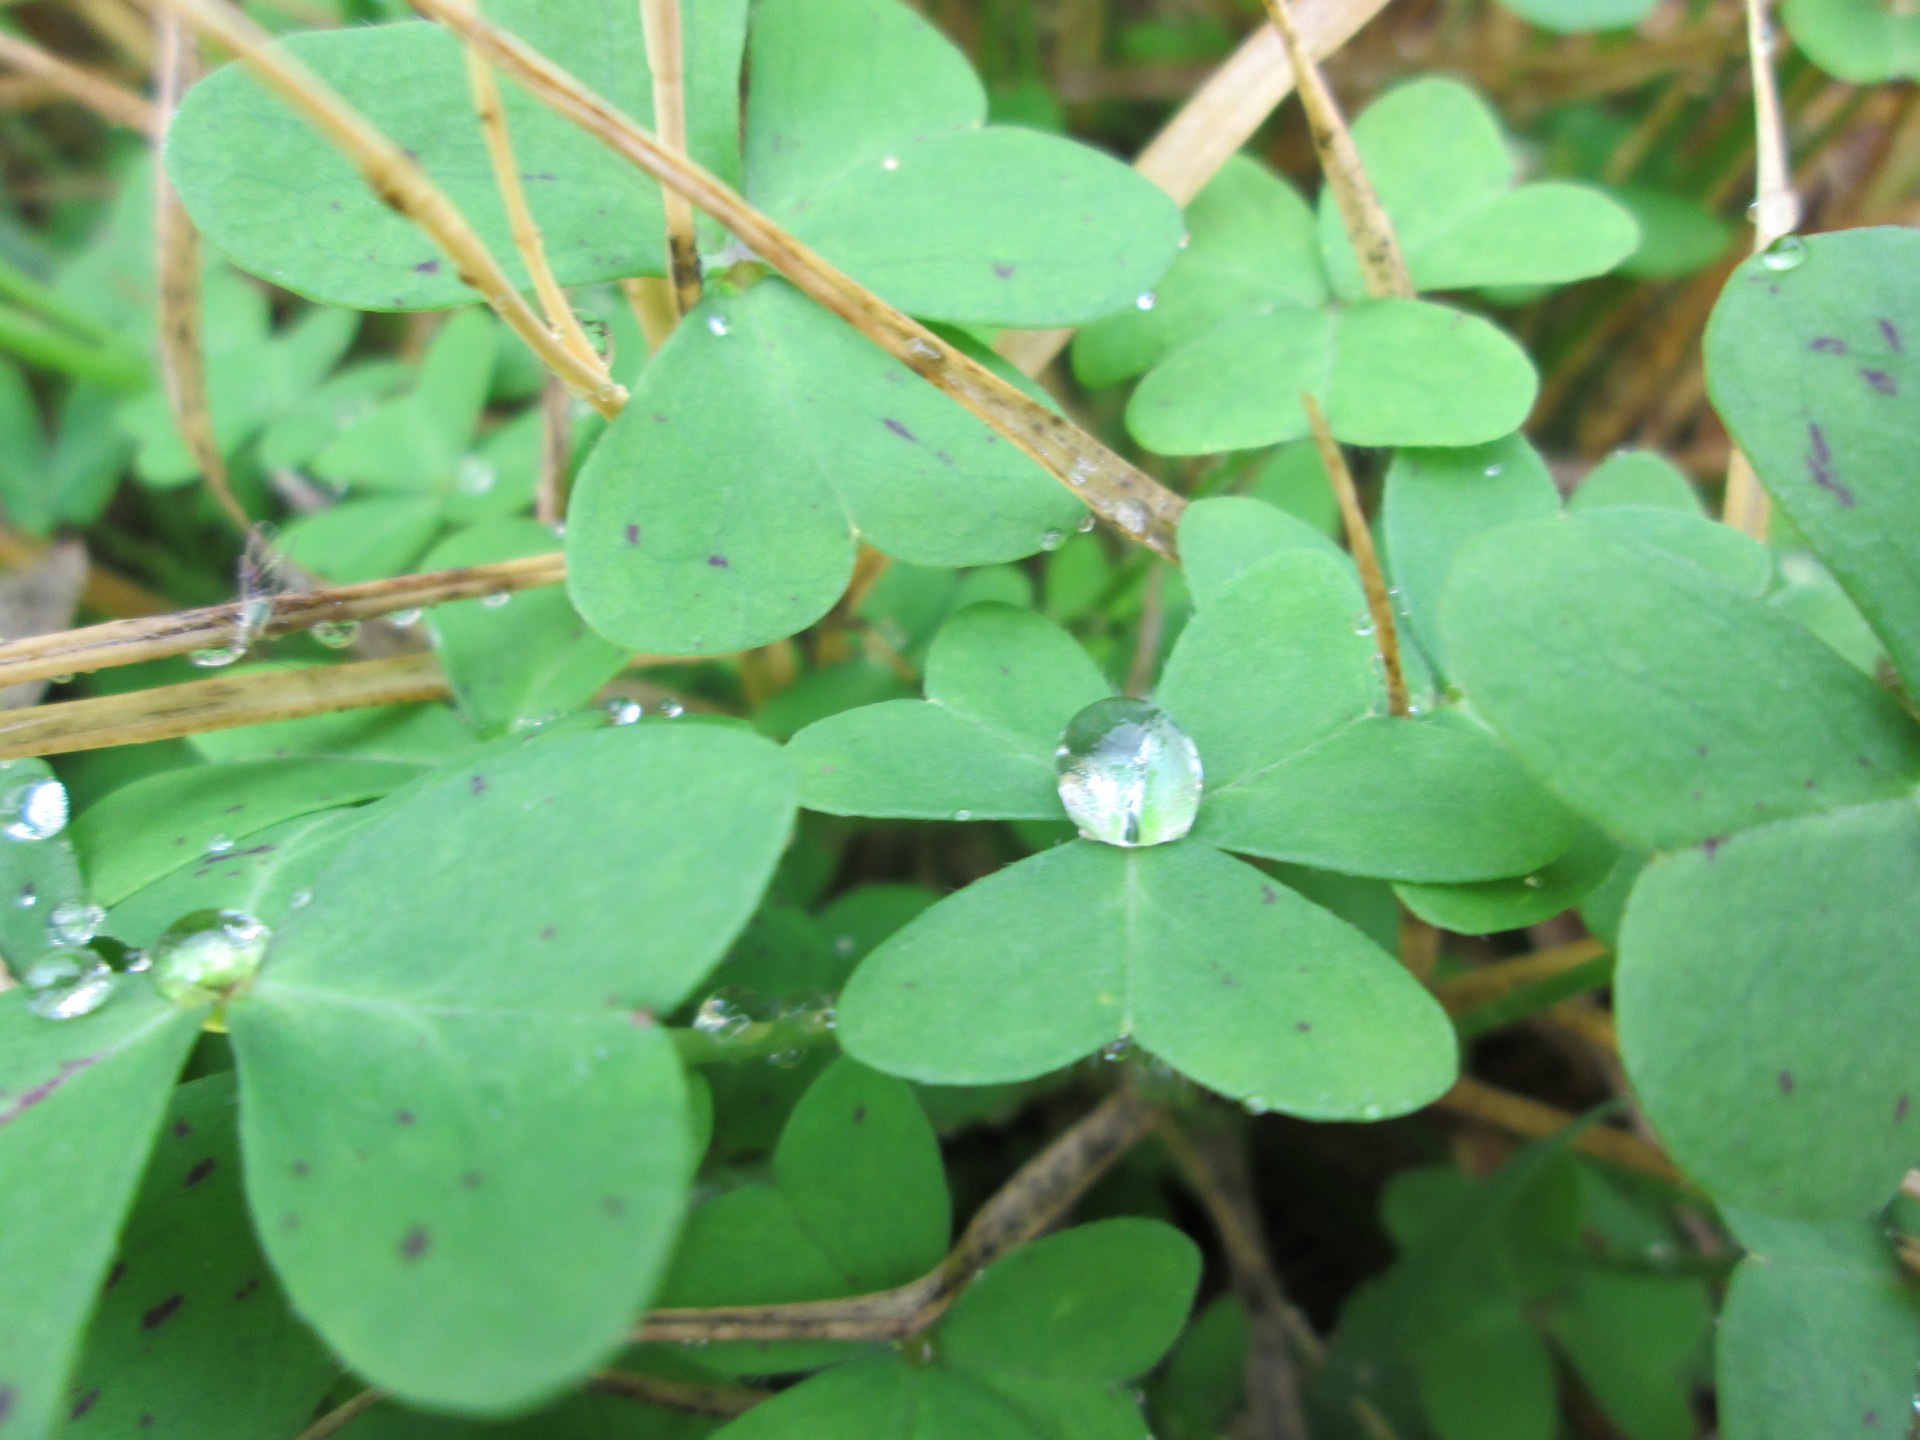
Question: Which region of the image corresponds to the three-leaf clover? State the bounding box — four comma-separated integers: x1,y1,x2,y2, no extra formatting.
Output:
789,521,1579,1118
1074,79,1638,455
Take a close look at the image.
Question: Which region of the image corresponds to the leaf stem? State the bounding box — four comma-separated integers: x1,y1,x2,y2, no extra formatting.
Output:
1435,1077,1686,1186
1302,392,1407,716
153,11,251,533
634,1085,1160,1343
1434,938,1608,1014
145,0,626,417
537,374,572,527
291,1387,386,1440
407,0,1187,557
1259,0,1412,300
590,1370,768,1416
637,0,701,315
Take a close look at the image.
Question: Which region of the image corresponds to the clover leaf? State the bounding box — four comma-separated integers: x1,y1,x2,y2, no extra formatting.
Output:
1783,0,1920,82
1074,81,1635,454
708,1218,1200,1440
790,542,1577,1117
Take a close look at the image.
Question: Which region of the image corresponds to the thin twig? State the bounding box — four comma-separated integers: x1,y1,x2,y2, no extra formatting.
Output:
1435,939,1609,1014
635,1086,1160,1343
153,11,249,532
590,1370,768,1417
0,552,564,689
0,653,449,758
291,1387,386,1440
0,29,158,131
1303,393,1406,716
638,0,700,315
1124,561,1166,698
461,34,606,372
408,0,1186,557
145,0,625,417
537,373,572,527
620,274,678,354
1434,1077,1686,1185
1261,0,1413,299
998,0,1398,375
1722,0,1799,542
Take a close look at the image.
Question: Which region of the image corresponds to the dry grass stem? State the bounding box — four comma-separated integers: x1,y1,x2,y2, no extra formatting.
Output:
1261,0,1412,299
148,0,625,416
153,12,250,532
1303,393,1407,716
291,1388,387,1440
0,29,158,131
589,1371,768,1417
0,552,564,689
1436,938,1610,1013
537,373,573,526
638,0,701,314
409,0,1186,556
1436,1077,1686,1185
0,653,450,759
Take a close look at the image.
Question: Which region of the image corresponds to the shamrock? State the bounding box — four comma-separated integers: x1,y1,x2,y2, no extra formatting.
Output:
167,0,1184,654
1073,79,1638,455
788,501,1579,1119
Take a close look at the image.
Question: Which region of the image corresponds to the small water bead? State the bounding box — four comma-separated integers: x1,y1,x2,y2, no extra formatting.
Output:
767,1047,807,1070
205,833,234,856
5,778,68,841
1100,1036,1134,1062
387,607,424,630
605,698,645,726
904,337,942,362
150,909,272,1013
50,673,74,685
1038,528,1067,552
1177,230,1192,250
311,619,360,650
1076,514,1096,533
480,591,512,609
288,889,313,911
1055,697,1203,848
1760,234,1808,271
189,643,244,669
706,314,731,338
832,933,857,958
1134,291,1157,312
881,154,900,171
455,454,497,496
952,809,973,822
49,901,105,945
656,698,685,719
1111,499,1149,536
691,986,776,1042
1067,458,1095,487
15,887,34,909
1483,462,1505,478
22,947,116,1021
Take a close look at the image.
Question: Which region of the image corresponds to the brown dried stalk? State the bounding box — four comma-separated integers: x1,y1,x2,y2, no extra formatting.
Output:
153,12,250,532
1303,393,1407,716
1261,0,1412,300
998,0,1397,376
0,29,158,131
290,1387,387,1440
638,0,701,314
1436,1077,1686,1185
537,373,572,527
1435,938,1610,1014
589,1370,767,1417
462,39,608,375
0,653,449,759
408,0,1186,557
147,0,625,417
635,1086,1159,1343
0,552,564,689
1722,0,1800,541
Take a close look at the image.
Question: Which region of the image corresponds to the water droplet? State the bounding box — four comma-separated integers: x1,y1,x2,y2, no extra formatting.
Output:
767,1047,806,1069
49,901,105,945
1353,609,1376,637
1038,528,1067,551
1177,230,1192,250
832,934,856,958
311,619,360,650
1761,234,1808,271
387,607,424,630
1522,874,1543,888
455,454,496,495
1067,458,1095,487
50,673,74,685
123,949,150,974
22,947,115,1020
691,986,775,1042
905,336,941,362
952,809,974,822
656,698,685,719
605,698,644,726
289,889,313,910
1242,1094,1269,1115
1100,1036,1134,1062
1483,462,1505,477
205,833,234,856
1111,499,1149,535
1076,513,1096,533
189,643,243,669
1055,697,1203,848
706,314,731,337
150,909,271,1011
16,887,34,909
480,591,511,609
881,154,900,171
1134,291,1157,311
4,778,68,841
1358,1102,1386,1120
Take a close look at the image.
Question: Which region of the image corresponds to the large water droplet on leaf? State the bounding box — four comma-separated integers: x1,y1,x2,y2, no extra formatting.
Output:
150,909,271,1016
4,778,68,841
1054,697,1203,848
48,901,105,945
23,946,116,1020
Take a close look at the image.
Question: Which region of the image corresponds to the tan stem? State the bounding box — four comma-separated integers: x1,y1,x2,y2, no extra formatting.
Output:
153,11,250,532
0,653,449,759
0,552,564,689
0,29,158,131
536,373,573,527
1434,938,1609,1013
1261,0,1412,299
291,1388,386,1440
638,0,701,314
589,1370,767,1417
1435,1077,1686,1185
635,1087,1159,1343
462,40,607,373
408,0,1186,557
1303,393,1407,716
145,0,625,417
